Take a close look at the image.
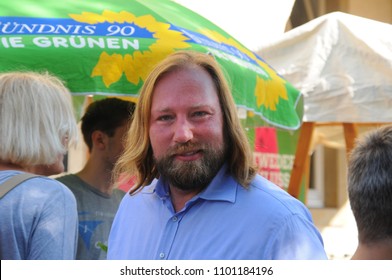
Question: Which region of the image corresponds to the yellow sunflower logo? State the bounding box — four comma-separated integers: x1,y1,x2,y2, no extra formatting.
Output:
69,10,191,87
199,29,288,111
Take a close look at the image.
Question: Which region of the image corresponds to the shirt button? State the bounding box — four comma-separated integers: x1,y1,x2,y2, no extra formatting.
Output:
159,252,165,259
172,216,178,222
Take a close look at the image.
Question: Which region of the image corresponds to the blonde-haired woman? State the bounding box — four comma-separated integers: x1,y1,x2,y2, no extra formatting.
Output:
0,71,78,259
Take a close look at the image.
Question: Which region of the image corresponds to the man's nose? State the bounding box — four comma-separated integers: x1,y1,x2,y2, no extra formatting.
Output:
173,118,193,143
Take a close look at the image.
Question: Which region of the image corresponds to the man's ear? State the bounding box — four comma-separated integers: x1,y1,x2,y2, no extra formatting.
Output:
91,130,107,150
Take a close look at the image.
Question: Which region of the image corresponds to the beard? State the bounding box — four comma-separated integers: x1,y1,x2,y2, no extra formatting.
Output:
155,141,227,192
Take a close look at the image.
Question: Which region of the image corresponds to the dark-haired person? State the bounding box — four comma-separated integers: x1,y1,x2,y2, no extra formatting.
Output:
348,125,392,260
58,97,135,260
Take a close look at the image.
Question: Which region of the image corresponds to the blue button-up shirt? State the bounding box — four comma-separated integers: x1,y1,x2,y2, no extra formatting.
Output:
108,165,327,260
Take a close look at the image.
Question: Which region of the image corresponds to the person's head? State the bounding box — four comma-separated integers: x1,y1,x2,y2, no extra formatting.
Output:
114,50,256,193
81,98,135,166
0,71,78,175
348,125,392,245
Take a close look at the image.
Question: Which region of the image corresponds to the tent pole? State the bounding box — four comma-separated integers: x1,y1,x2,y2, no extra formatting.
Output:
288,121,315,199
343,123,358,160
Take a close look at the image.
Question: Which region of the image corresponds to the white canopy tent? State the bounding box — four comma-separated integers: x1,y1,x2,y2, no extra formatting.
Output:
258,12,392,198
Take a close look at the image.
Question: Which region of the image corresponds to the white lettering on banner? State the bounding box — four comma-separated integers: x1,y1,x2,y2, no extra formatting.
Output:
0,36,24,48
258,170,291,189
0,22,140,37
0,22,96,35
254,152,294,170
254,152,295,189
106,25,136,36
31,36,139,49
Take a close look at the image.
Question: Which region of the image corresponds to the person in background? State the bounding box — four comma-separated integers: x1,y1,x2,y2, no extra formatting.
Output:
0,71,78,260
348,125,392,260
57,97,135,260
107,50,327,260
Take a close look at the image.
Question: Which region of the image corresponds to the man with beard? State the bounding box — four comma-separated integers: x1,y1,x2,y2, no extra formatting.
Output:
57,98,135,259
107,51,327,260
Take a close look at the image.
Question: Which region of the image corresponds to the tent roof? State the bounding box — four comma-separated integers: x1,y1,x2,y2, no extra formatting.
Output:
258,12,392,123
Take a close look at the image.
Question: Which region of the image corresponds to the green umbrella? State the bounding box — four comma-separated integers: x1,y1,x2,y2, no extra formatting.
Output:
0,0,302,130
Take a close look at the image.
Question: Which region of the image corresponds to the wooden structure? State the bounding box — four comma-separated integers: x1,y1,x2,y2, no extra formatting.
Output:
287,122,388,199
258,13,392,200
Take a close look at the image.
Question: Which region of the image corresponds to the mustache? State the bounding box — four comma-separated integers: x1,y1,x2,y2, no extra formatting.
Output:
167,142,203,157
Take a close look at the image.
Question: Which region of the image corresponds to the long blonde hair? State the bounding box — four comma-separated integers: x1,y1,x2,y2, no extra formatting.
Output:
114,51,256,193
0,71,77,167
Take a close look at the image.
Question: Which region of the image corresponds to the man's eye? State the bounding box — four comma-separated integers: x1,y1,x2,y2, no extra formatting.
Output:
193,111,208,117
157,115,173,121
